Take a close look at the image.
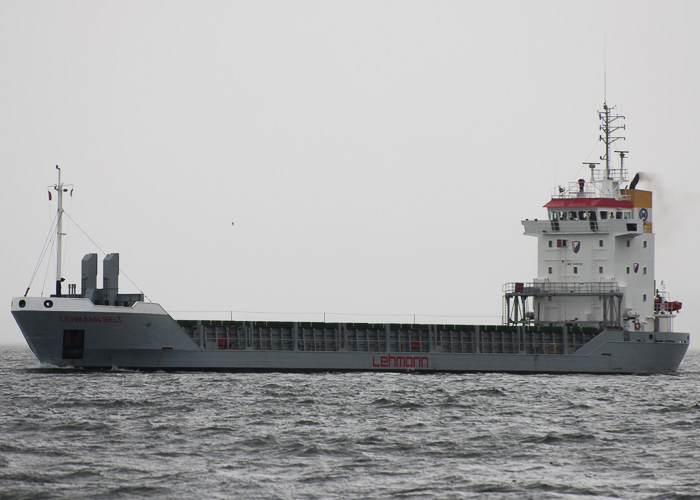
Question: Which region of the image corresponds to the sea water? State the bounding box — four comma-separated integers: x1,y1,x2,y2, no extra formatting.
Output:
1,344,698,499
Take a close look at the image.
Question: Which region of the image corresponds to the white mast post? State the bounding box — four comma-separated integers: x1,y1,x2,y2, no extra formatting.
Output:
55,165,64,297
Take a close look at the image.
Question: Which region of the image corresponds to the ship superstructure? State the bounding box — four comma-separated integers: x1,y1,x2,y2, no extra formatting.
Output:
10,104,690,373
505,103,680,336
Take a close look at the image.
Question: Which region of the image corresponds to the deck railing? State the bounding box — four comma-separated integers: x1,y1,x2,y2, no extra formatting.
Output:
504,281,621,296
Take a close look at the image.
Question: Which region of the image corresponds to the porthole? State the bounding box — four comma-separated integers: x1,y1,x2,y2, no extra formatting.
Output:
18,299,26,308
43,300,53,309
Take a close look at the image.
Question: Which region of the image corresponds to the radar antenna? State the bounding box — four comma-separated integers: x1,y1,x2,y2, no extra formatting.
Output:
615,150,629,173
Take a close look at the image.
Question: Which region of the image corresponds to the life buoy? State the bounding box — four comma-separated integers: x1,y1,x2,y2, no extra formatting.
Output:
634,321,641,331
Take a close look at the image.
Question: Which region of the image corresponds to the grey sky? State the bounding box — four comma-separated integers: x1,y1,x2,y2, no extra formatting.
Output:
2,0,699,346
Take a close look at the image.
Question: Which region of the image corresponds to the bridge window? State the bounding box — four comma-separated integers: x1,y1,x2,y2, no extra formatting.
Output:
615,211,623,219
569,211,578,221
600,211,608,220
624,211,631,219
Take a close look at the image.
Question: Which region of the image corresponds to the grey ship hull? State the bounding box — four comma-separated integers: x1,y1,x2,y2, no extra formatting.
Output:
12,297,689,374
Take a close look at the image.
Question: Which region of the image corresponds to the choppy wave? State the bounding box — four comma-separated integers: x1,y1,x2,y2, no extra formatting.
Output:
1,345,699,499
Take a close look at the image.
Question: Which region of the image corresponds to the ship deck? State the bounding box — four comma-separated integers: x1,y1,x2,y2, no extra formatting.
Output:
177,320,601,356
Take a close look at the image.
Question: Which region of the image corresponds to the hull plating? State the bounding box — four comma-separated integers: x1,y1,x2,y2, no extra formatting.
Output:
12,297,689,374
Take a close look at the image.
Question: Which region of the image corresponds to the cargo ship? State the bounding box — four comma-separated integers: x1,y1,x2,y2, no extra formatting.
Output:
11,103,689,373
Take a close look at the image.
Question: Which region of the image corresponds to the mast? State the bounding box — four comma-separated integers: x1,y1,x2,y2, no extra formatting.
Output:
598,103,626,180
603,104,610,177
55,165,64,297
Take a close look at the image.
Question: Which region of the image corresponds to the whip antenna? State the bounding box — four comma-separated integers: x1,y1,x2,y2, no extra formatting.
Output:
604,32,607,104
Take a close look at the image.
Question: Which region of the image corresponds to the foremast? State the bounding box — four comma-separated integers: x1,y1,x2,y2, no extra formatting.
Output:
53,165,70,297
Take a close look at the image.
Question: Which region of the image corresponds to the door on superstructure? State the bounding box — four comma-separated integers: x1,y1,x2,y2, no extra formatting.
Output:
62,330,85,359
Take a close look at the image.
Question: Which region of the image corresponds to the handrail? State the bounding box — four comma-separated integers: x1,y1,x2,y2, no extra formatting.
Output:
504,281,621,295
